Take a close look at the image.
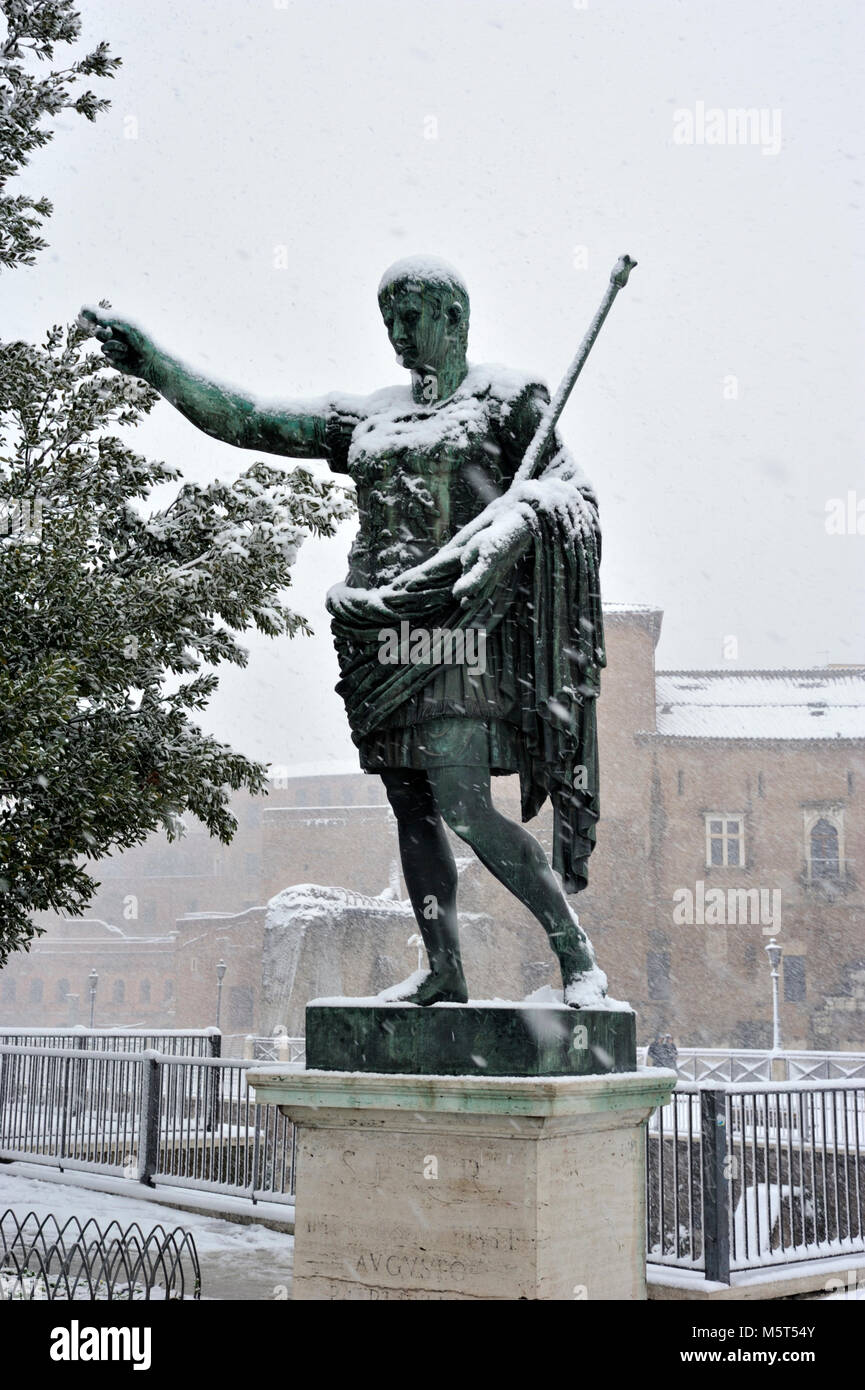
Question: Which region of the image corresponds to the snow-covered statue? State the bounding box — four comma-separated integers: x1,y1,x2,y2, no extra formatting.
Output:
81,253,635,1009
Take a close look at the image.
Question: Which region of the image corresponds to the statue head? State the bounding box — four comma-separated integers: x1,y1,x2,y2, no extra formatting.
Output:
378,256,469,390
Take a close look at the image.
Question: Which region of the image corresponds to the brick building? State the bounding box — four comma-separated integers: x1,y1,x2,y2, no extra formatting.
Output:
2,605,864,1049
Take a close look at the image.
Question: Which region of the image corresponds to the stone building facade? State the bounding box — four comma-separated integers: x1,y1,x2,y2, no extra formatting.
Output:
2,606,863,1050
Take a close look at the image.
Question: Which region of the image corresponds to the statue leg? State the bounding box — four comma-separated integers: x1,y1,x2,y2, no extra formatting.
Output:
427,764,605,1005
380,768,468,1004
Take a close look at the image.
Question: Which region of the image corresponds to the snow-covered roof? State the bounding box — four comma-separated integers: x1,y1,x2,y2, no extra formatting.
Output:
33,917,176,943
267,760,362,781
654,669,865,740
603,602,662,614
602,602,663,646
265,883,411,928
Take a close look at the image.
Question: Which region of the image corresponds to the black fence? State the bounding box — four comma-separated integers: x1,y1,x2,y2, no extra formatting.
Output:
4,1038,862,1284
0,1044,296,1205
0,1028,221,1057
0,1209,201,1300
647,1081,865,1281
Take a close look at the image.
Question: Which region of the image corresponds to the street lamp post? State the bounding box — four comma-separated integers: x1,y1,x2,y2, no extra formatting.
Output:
765,937,786,1079
215,959,227,1030
87,969,98,1029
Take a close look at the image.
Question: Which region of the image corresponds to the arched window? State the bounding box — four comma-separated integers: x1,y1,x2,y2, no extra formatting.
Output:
112,979,125,1004
56,978,70,1003
139,979,151,1004
810,818,840,880
29,979,43,1004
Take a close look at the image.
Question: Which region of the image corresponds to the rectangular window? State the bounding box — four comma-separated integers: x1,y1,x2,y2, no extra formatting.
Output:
784,956,806,1002
705,814,744,867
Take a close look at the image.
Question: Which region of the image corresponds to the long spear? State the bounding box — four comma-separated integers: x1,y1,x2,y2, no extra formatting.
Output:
514,253,637,483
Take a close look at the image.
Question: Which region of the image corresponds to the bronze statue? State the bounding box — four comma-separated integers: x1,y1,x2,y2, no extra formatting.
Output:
81,252,635,1008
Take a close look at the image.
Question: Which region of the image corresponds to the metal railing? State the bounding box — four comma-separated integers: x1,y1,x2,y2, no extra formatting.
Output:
0,1044,295,1206
244,1034,305,1065
4,1038,862,1283
640,1046,865,1083
0,1027,222,1058
647,1080,865,1281
0,1208,201,1300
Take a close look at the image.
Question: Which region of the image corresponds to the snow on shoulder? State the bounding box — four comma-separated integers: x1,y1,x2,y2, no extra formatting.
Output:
468,360,549,404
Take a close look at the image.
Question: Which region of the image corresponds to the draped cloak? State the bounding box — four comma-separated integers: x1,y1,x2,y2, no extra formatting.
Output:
323,364,606,894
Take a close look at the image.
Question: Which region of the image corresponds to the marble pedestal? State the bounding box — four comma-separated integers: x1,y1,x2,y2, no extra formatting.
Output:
248,1067,675,1301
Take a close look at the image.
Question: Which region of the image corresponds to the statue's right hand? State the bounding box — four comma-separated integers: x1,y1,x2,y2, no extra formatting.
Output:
78,306,154,381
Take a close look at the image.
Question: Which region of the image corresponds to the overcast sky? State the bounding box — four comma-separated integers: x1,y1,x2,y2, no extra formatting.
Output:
4,0,864,770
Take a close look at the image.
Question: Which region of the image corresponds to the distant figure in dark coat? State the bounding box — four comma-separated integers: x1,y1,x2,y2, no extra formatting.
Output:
648,1032,679,1072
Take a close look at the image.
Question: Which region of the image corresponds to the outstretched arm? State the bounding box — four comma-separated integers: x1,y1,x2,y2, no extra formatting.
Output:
79,307,331,462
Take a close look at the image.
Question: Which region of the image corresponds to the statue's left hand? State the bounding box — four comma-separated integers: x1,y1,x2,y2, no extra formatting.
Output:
453,511,533,605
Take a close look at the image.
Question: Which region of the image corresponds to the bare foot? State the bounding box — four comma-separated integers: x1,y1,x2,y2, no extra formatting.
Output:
564,964,609,1010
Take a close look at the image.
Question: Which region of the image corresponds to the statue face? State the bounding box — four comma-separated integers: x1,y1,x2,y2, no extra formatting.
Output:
379,281,467,375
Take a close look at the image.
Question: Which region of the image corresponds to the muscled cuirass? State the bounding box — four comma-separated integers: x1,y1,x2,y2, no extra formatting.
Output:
337,380,517,588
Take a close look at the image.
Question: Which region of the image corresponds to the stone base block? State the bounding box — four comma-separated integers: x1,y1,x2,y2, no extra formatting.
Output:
248,1067,675,1301
305,1001,635,1076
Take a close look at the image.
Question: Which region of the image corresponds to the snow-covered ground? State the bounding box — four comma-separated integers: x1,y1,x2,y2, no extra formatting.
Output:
0,1166,293,1301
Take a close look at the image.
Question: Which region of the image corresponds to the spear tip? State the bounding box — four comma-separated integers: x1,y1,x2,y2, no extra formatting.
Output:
610,254,638,288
